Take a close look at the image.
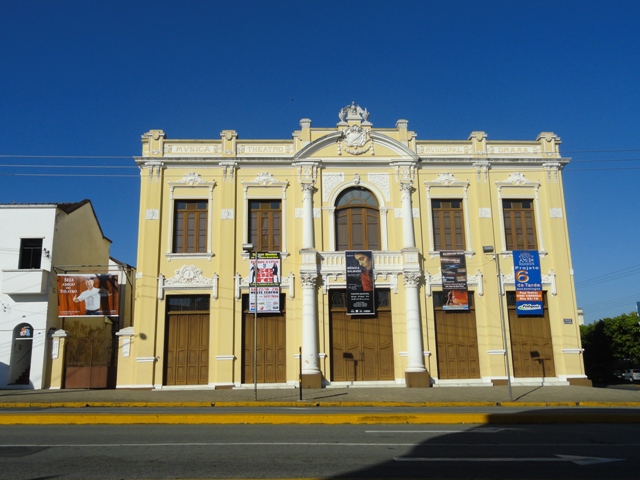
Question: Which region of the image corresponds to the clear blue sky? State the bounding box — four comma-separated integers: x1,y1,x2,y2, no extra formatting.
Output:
2,1,639,324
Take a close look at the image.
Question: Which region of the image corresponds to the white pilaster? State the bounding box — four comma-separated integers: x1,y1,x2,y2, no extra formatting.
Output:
301,183,315,249
300,272,320,375
400,181,416,248
404,271,427,373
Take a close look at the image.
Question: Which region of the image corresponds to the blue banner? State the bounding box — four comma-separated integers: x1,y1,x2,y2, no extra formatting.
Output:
513,250,543,316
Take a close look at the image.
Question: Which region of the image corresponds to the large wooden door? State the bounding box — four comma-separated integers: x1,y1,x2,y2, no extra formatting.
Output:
243,313,286,384
165,313,209,385
434,314,480,379
508,312,556,378
434,293,480,379
507,292,555,378
434,310,481,379
330,290,394,382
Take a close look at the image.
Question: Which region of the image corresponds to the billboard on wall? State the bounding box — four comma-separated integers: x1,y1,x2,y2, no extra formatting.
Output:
513,250,543,316
346,250,375,315
248,252,281,313
57,274,119,317
440,250,469,310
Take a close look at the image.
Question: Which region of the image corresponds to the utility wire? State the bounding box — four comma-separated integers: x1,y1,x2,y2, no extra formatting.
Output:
575,263,640,288
579,294,640,315
0,152,640,177
0,164,137,169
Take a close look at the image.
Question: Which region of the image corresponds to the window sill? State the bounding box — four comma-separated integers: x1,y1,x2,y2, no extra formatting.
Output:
241,251,289,260
165,253,214,262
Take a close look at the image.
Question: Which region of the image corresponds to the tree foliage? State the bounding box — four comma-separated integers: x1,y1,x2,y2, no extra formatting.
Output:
580,312,640,381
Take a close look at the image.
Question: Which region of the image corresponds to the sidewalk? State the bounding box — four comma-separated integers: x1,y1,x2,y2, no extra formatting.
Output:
1,384,639,407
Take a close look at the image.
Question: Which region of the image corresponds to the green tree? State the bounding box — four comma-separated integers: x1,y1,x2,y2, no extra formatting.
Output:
580,312,640,382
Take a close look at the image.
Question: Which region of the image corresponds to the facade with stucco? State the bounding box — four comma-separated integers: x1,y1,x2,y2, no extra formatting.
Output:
0,200,114,389
120,104,586,390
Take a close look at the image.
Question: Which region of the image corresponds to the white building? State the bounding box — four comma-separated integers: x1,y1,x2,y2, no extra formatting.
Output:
0,200,112,389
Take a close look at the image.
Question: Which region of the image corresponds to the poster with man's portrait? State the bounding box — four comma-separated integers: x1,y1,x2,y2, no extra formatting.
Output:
346,250,375,315
57,274,119,317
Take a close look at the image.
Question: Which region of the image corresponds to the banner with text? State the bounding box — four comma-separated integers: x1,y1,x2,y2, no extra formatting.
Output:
248,252,281,313
345,251,375,315
513,250,543,316
440,250,469,311
57,274,119,317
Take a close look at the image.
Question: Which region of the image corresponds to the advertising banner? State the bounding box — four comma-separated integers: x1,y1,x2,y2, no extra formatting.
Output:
57,274,119,317
345,250,375,315
440,250,469,310
248,252,281,313
513,250,543,316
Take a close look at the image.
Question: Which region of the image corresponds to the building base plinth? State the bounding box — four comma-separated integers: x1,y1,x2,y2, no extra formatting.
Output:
405,371,431,388
568,378,593,387
301,373,323,389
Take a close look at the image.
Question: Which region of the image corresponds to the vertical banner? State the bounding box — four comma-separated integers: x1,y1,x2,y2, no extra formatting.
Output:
513,250,543,315
346,250,375,315
57,274,119,317
248,252,281,313
440,250,469,310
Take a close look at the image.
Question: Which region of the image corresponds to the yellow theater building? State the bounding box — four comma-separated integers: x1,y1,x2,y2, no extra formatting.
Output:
117,103,587,390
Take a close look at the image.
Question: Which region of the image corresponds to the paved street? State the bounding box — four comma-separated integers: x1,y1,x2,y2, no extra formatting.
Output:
1,423,639,479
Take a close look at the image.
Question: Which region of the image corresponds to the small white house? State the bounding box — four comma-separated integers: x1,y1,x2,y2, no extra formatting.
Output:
0,200,112,389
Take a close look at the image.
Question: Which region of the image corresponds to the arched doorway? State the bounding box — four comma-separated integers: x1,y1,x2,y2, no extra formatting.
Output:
9,323,33,385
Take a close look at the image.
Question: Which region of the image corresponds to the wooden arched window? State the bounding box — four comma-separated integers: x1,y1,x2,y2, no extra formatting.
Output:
335,187,380,250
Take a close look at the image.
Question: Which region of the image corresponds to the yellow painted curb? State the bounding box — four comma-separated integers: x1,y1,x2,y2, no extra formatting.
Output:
1,412,640,425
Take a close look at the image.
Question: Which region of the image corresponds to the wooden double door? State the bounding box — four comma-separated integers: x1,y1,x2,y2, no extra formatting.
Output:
243,313,286,384
434,304,481,380
330,290,394,382
164,313,209,385
508,312,556,378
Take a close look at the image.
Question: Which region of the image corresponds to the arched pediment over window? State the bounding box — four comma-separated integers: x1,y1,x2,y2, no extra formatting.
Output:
293,131,419,161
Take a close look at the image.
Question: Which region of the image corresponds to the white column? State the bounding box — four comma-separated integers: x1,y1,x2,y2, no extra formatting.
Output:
400,181,416,248
301,183,315,249
404,272,427,372
300,272,320,375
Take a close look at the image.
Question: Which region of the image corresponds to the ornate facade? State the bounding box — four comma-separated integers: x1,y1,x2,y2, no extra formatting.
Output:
117,103,586,390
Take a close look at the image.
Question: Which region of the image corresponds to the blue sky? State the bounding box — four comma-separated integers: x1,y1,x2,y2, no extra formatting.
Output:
1,1,639,324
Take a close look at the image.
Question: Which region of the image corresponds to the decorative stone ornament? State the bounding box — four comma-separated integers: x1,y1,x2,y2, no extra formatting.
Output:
336,103,374,155
337,102,371,125
338,124,373,155
165,265,214,287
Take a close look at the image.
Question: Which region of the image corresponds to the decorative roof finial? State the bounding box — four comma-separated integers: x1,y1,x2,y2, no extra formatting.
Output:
337,102,371,126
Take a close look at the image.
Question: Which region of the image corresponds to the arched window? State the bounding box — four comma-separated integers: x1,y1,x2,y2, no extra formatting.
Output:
335,187,380,251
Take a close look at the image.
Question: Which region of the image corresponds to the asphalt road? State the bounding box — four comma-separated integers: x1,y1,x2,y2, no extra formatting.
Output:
1,423,638,479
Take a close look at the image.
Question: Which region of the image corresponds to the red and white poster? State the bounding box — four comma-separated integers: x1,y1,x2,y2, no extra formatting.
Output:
248,252,281,313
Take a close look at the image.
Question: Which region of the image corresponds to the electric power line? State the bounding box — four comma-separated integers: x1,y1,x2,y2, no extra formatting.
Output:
575,263,640,288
